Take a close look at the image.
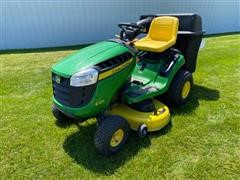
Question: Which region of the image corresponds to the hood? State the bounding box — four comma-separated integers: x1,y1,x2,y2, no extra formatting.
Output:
52,41,129,77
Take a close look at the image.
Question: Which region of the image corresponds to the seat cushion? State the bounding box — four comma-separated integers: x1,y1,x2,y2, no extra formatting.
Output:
134,37,174,52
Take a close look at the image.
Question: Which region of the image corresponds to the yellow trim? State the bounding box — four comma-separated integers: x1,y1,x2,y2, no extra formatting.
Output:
181,81,191,99
98,58,133,80
109,99,170,132
110,129,124,147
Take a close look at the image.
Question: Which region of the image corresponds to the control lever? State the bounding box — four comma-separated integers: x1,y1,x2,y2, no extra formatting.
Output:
160,54,179,76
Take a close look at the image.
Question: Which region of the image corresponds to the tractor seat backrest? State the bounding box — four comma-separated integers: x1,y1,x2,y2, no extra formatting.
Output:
148,16,179,42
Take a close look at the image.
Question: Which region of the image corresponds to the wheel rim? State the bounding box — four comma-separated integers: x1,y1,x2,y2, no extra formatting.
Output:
110,129,124,147
181,81,191,99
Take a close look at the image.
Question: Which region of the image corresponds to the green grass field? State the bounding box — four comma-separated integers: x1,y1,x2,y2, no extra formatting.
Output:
1,34,240,179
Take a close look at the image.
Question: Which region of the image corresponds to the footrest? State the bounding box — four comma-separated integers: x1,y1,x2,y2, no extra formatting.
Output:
124,83,162,103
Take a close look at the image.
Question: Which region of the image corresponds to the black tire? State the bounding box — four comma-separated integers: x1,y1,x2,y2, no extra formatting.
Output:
52,105,70,123
137,124,148,138
166,69,193,105
94,115,130,156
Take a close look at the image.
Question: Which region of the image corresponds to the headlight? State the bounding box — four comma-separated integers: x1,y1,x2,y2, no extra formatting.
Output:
70,68,98,87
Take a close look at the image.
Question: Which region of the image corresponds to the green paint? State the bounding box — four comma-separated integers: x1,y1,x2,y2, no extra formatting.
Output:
51,41,185,119
52,41,136,119
124,55,185,103
53,59,136,119
52,41,129,77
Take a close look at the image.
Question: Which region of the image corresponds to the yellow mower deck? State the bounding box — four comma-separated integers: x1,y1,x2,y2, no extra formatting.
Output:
109,99,170,132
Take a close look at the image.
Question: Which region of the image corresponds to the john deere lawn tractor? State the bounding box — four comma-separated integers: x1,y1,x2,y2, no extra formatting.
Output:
51,14,203,155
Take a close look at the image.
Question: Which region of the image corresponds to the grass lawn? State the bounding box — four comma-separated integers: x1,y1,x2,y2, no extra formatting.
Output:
1,34,240,179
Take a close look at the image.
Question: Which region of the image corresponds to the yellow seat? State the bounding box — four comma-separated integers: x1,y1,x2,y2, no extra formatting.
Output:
134,16,179,53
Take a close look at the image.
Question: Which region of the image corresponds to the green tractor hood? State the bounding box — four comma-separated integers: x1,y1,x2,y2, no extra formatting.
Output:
52,41,130,77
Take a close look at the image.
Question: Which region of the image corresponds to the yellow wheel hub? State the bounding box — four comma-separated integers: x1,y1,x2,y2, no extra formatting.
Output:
181,81,191,99
110,129,124,147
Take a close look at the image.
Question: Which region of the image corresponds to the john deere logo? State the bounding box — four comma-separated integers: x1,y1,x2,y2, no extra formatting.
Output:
55,75,61,83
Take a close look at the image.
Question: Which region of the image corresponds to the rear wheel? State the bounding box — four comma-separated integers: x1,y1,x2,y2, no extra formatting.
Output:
166,70,193,105
52,104,71,123
94,115,130,156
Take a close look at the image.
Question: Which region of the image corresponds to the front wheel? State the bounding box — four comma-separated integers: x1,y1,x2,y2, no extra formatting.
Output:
52,104,71,123
94,115,130,156
166,70,193,105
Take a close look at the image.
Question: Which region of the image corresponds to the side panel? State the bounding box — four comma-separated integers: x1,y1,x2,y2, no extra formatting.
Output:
124,55,185,104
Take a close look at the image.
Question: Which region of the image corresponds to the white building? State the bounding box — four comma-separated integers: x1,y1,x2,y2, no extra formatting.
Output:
1,0,240,50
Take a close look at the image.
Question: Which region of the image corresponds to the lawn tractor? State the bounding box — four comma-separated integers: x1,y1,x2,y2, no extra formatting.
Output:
51,14,203,155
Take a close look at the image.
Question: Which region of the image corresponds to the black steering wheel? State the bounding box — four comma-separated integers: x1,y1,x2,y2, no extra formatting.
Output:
118,23,146,32
118,23,146,41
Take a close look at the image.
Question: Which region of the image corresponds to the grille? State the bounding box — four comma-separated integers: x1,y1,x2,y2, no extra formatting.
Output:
52,73,96,107
97,52,132,72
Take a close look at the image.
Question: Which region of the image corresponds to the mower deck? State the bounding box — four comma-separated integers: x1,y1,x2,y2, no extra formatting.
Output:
109,99,170,132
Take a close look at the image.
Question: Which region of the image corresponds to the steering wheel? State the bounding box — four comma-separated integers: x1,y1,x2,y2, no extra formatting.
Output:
118,23,146,41
118,23,146,32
